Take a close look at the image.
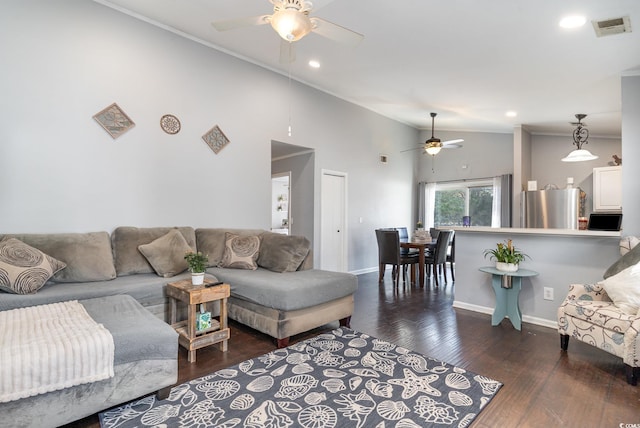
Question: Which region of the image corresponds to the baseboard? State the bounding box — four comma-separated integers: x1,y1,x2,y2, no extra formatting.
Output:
349,266,378,275
452,301,558,330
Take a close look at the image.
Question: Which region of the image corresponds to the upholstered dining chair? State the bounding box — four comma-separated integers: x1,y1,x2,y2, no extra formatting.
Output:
425,230,454,287
446,231,456,281
375,229,420,284
396,227,419,256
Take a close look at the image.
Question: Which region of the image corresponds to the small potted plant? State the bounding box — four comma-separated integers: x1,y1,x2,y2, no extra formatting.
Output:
416,221,424,231
184,251,208,285
483,239,528,272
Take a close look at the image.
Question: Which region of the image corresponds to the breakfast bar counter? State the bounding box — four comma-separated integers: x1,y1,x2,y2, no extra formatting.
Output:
450,227,620,329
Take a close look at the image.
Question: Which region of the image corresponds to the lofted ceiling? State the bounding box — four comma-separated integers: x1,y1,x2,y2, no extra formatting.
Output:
96,0,640,138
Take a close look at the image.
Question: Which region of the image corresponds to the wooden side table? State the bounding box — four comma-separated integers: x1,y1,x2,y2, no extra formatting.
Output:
166,278,230,363
479,267,539,331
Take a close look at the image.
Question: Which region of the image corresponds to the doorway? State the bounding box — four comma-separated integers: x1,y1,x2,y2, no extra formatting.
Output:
271,172,291,235
320,170,347,272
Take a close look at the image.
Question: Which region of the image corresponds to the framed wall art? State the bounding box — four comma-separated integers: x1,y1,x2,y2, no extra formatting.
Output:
160,114,181,134
202,125,230,154
93,103,135,139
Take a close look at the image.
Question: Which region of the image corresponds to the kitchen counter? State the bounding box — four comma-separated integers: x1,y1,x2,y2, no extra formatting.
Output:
449,226,620,238
450,226,621,329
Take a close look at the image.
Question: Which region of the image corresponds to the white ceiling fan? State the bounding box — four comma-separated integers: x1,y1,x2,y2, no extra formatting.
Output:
402,112,464,156
212,0,364,62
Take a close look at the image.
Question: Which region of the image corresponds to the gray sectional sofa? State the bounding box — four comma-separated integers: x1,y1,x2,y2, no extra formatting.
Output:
0,226,358,426
0,226,358,342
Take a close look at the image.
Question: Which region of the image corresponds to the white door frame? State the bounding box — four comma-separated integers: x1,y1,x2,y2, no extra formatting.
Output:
320,169,348,271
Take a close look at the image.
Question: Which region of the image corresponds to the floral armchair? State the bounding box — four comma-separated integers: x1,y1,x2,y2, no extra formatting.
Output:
557,283,639,385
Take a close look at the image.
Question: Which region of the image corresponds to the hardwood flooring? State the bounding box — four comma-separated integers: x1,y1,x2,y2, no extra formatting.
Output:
66,271,639,428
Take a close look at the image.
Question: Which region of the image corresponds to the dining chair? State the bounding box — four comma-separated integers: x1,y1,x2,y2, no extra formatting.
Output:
425,230,454,286
446,232,455,281
375,229,420,284
396,227,419,256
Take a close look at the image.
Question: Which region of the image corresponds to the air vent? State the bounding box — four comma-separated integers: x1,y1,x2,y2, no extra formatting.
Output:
592,15,631,37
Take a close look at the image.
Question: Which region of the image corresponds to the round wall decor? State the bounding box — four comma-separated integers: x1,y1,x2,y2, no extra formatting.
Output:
160,114,181,134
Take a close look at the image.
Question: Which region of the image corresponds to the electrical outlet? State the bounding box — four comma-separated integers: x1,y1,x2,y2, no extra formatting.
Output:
543,287,554,301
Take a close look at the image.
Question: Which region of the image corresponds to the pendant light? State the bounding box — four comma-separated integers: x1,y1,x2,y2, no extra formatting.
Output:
561,114,598,162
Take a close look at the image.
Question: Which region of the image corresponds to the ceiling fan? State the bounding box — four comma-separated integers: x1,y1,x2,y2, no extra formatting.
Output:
402,112,464,156
212,0,364,62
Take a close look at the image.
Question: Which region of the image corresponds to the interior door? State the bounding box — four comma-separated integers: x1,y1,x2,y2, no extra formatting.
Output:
320,170,347,271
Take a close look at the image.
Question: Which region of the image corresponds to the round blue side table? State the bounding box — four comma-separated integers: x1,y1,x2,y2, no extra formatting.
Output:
479,266,539,331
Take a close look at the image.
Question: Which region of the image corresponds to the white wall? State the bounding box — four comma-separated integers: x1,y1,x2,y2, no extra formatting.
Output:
0,1,419,273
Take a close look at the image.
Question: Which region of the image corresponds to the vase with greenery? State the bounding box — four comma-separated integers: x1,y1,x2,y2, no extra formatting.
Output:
483,239,528,272
184,251,208,285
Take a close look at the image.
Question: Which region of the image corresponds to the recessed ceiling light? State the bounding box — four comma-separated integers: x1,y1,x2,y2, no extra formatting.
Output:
506,111,518,118
559,15,587,29
308,60,320,68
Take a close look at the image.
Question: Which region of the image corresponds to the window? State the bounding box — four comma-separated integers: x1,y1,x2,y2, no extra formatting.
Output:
423,175,511,229
434,181,494,227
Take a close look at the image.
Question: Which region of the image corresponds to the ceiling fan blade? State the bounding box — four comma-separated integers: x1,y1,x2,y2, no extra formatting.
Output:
279,40,296,64
442,139,464,148
400,146,423,153
212,15,271,32
309,17,364,46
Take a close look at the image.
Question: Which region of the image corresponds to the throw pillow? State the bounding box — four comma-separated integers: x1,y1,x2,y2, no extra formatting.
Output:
257,232,311,273
604,242,640,279
219,232,260,270
0,237,66,294
138,229,191,277
600,262,640,315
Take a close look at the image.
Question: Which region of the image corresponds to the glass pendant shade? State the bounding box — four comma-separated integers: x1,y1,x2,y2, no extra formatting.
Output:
425,143,442,156
561,149,598,162
271,9,312,41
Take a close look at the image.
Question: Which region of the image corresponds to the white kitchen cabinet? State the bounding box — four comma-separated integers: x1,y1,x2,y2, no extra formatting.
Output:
593,166,622,211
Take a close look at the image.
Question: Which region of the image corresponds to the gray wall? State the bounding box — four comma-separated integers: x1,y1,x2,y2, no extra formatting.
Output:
417,130,513,183
272,151,314,242
453,230,620,327
530,134,621,217
622,75,640,235
0,1,419,273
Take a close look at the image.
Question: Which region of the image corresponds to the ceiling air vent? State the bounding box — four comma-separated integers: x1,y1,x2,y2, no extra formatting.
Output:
592,16,631,37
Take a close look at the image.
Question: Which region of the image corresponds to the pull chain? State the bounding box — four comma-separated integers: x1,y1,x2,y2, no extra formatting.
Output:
287,42,293,137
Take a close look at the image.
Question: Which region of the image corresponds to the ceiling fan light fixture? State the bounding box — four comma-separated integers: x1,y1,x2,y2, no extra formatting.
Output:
425,141,442,156
271,9,312,41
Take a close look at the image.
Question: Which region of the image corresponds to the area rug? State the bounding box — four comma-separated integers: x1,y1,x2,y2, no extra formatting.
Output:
100,327,502,427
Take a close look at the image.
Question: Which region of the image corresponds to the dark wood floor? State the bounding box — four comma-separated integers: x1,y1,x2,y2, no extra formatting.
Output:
68,270,639,428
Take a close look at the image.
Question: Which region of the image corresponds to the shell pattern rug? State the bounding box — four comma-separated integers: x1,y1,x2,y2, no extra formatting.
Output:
100,327,502,427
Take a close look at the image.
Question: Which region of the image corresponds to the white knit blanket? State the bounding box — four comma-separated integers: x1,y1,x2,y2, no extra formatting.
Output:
0,300,115,403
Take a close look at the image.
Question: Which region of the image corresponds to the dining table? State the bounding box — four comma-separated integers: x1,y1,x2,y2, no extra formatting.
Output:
400,239,436,287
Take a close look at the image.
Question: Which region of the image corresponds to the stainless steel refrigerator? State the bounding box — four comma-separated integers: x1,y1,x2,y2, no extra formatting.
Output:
522,189,580,229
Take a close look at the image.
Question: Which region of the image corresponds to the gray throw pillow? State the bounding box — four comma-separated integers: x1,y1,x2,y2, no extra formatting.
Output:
1,232,116,282
219,232,260,270
604,242,640,279
138,229,191,277
0,238,66,294
257,233,311,273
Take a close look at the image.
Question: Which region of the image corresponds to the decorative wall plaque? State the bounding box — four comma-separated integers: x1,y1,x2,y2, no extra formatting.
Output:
160,114,181,134
93,103,135,139
202,125,230,154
